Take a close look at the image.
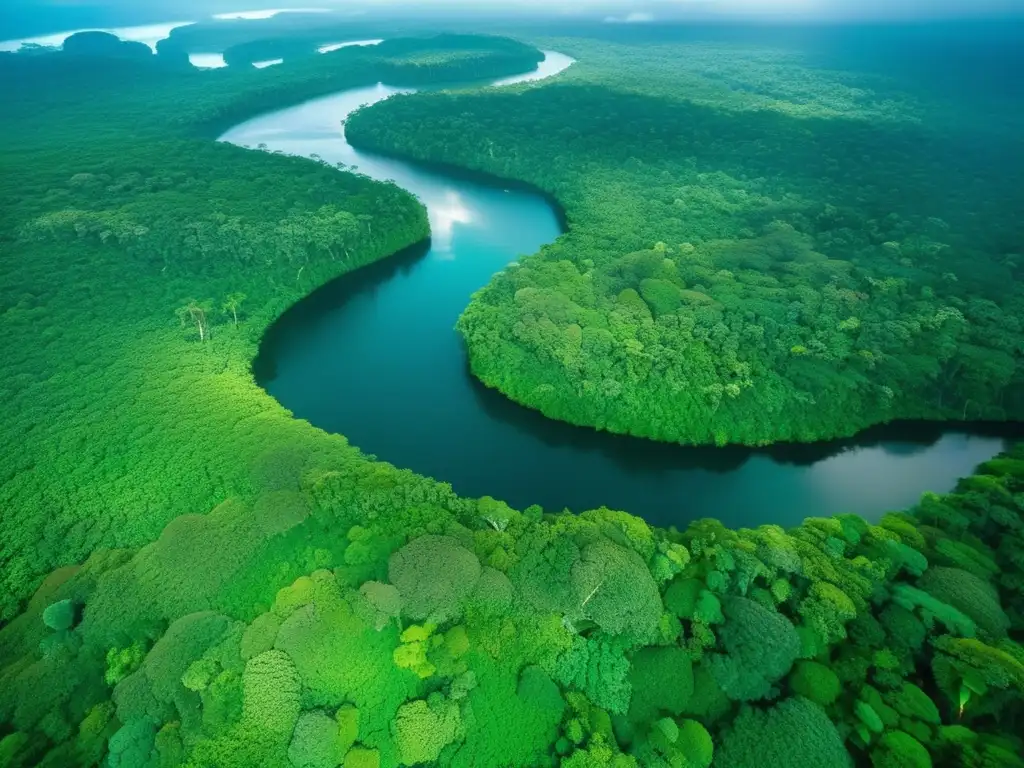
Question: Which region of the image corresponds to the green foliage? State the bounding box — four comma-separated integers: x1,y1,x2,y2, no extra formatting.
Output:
799,581,858,644
627,646,694,725
0,29,540,624
388,535,482,624
0,733,31,768
106,716,158,768
4,435,1023,768
571,538,663,643
554,636,632,715
890,585,976,638
272,571,417,739
917,567,1009,639
344,747,381,768
634,716,712,768
677,719,713,768
879,604,928,660
336,705,359,755
932,636,1024,711
288,710,344,768
392,694,463,766
563,735,637,768
715,697,852,768
639,278,682,318
348,33,1024,449
680,665,731,723
935,725,1024,768
855,699,885,734
706,596,801,701
478,495,519,533
884,683,940,725
449,662,565,767
870,731,932,768
393,623,438,679
41,600,75,632
664,578,703,619
106,643,146,686
239,613,283,661
789,660,841,706
241,649,301,738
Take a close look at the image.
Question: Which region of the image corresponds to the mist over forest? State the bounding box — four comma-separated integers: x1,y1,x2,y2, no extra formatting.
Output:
4,0,1023,39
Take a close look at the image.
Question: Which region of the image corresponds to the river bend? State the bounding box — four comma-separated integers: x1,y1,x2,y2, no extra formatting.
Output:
220,52,1016,530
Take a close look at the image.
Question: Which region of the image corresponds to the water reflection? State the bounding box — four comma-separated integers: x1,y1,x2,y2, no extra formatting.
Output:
431,190,475,254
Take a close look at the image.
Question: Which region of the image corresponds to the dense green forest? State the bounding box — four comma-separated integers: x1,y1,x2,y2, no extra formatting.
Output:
0,34,541,622
4,438,1024,767
346,37,1024,446
1,22,1023,768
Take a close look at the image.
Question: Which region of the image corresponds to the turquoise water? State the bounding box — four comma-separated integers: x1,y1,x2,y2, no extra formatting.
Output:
221,53,1017,529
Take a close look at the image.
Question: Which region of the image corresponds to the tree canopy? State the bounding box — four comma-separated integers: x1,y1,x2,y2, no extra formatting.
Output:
0,18,1023,768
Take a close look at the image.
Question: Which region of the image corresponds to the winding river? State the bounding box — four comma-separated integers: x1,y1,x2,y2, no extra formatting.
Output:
220,52,1020,530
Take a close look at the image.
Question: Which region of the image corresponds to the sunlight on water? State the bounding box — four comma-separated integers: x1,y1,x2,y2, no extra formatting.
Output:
318,40,385,54
189,53,228,69
430,191,475,256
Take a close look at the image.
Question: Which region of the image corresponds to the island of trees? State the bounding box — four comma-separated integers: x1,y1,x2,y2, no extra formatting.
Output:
0,21,1022,768
346,36,1024,446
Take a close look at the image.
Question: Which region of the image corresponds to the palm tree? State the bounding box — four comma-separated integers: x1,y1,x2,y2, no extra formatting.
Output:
222,293,246,328
176,299,212,341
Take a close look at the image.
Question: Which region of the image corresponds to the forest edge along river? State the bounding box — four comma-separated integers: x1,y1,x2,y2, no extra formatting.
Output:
219,50,1022,531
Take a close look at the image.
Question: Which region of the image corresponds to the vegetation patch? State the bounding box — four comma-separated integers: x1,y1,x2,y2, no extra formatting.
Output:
346,38,1024,445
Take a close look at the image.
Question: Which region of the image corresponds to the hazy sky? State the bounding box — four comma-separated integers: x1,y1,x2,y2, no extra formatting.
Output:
5,0,1024,22
301,0,1024,18
321,0,1024,19
652,0,1023,18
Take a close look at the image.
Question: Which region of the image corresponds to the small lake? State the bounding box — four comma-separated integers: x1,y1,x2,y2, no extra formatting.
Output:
221,52,1020,530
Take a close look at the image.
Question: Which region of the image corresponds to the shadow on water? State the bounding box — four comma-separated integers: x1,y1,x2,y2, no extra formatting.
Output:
464,368,751,475
465,362,1024,473
253,239,431,383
